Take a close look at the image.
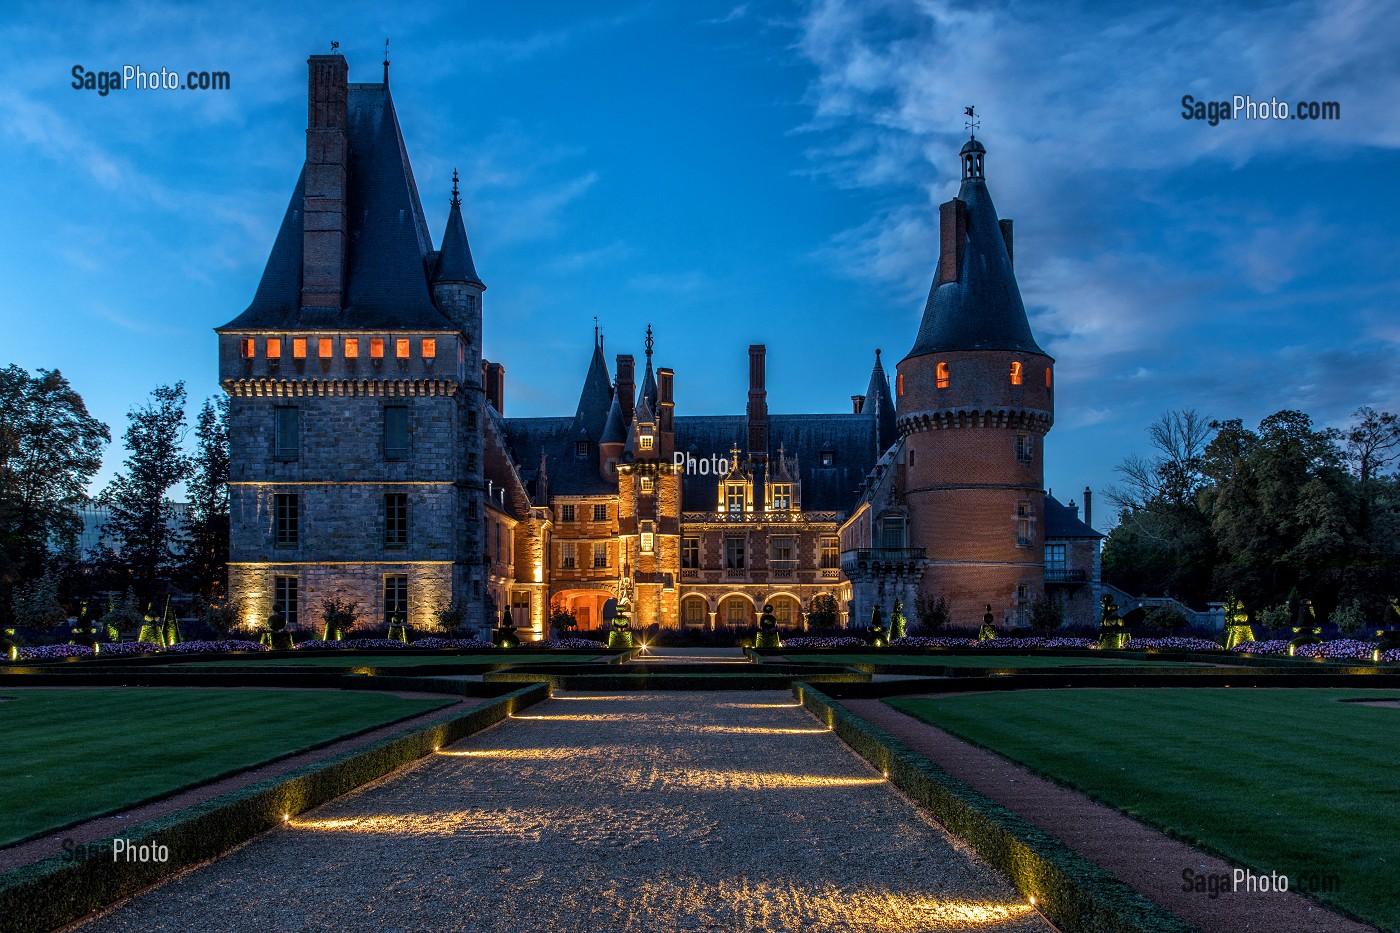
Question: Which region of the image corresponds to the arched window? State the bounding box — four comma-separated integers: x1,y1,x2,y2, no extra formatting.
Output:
896,372,904,397
1045,366,1053,389
682,596,707,627
935,361,950,389
1010,361,1023,386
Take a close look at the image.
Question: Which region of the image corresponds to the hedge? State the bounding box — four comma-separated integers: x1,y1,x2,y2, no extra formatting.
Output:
0,683,548,933
794,685,1195,933
482,669,868,691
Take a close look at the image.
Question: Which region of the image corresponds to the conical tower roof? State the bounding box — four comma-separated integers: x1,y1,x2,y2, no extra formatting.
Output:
433,169,484,287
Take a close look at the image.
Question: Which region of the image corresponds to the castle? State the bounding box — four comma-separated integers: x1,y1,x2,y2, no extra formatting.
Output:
217,53,1101,637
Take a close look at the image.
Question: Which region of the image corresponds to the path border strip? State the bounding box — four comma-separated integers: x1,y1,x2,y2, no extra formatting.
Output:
794,683,1197,933
0,683,549,933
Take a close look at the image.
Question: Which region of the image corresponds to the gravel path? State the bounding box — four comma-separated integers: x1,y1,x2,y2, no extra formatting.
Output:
76,691,1048,933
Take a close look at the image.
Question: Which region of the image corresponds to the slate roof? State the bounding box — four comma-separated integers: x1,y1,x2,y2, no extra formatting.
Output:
905,141,1045,359
433,194,483,287
862,350,897,456
505,416,615,499
220,82,452,332
572,343,613,440
1044,493,1104,539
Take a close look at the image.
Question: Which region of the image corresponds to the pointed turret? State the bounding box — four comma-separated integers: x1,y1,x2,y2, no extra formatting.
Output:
636,324,658,414
571,331,613,444
434,169,484,287
863,348,896,454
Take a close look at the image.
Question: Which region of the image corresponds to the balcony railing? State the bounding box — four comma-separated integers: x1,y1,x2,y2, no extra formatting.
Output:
681,510,839,524
845,548,927,562
1045,568,1088,583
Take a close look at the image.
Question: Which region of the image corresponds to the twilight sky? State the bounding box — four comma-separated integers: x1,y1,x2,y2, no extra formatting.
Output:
2,0,1397,527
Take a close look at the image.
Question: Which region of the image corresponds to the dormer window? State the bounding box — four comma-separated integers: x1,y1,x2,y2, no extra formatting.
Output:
725,483,746,514
819,451,834,467
771,484,792,511
1010,361,1023,386
639,433,654,450
935,362,950,389
575,441,589,459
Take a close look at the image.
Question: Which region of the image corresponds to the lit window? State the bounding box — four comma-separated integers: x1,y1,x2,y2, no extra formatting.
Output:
292,338,307,359
772,596,795,624
639,433,654,450
820,537,839,569
396,338,410,359
935,361,950,389
1045,544,1066,573
593,544,609,568
640,476,655,494
819,451,834,467
319,338,333,359
240,338,255,358
562,542,576,568
896,372,904,396
725,484,746,514
370,339,385,359
273,576,298,627
593,504,608,522
682,537,699,569
771,484,791,510
641,522,655,553
683,597,705,625
383,575,408,625
384,406,409,460
266,338,282,360
561,504,575,523
1045,367,1053,389
344,338,360,358
1010,361,1024,385
422,338,436,359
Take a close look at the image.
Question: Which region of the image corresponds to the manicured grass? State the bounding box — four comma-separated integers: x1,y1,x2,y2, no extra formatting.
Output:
887,688,1400,929
182,653,600,668
803,653,1208,668
0,688,453,846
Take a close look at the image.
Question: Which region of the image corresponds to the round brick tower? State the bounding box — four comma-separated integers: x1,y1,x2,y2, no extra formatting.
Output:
895,135,1054,627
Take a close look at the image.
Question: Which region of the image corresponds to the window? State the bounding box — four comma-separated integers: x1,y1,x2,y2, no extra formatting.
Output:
466,295,477,314
1015,433,1033,463
725,484,746,514
274,493,298,546
273,407,299,460
1016,500,1033,547
274,576,298,627
820,536,839,569
683,597,706,626
266,338,282,360
1045,366,1053,389
467,409,477,429
640,475,655,494
681,537,699,569
383,575,408,624
879,517,905,549
725,537,746,570
593,544,609,568
639,433,654,450
771,484,791,511
772,536,794,562
512,591,531,626
1016,583,1031,623
772,596,796,624
384,406,409,460
384,493,408,548
466,499,477,519
292,338,307,359
562,542,576,569
422,338,436,359
1045,543,1067,573
344,338,360,358
561,504,576,523
935,361,950,389
370,338,385,359
467,453,477,471
1010,361,1024,385
240,338,255,358
576,441,589,459
896,372,904,397
494,522,502,562
819,450,834,467
725,598,749,624
641,521,654,553
318,338,333,359
396,338,410,360
593,504,608,522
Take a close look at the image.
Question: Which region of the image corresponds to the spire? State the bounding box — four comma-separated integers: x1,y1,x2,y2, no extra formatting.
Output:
637,323,658,415
572,336,613,440
600,386,627,445
906,133,1044,359
863,348,897,453
433,169,485,287
383,39,390,86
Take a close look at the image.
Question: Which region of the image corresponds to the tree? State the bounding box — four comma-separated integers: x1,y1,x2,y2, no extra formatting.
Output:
549,596,577,634
1028,593,1065,634
10,571,67,632
914,594,950,632
100,383,191,602
0,366,109,618
807,593,840,629
180,397,229,600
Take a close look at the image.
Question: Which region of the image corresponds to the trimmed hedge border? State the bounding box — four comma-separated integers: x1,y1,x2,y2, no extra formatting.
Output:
0,646,623,671
794,684,1195,933
482,670,869,691
0,683,548,933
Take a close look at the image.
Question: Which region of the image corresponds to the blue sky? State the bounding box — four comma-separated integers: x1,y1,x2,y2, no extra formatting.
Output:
2,0,1397,526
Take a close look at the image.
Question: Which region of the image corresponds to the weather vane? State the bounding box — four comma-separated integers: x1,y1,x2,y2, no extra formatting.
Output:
964,105,979,137
330,41,340,52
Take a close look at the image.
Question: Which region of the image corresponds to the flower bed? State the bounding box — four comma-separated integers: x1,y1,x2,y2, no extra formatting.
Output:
977,636,1097,650
17,644,94,660
1384,649,1400,664
1293,639,1380,661
1123,637,1223,652
533,638,606,649
1231,639,1292,655
165,640,270,654
409,637,496,650
297,638,410,651
890,636,975,648
94,641,162,657
780,636,867,648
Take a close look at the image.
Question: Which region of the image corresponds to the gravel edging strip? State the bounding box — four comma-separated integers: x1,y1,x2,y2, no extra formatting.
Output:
795,683,1196,933
0,683,549,933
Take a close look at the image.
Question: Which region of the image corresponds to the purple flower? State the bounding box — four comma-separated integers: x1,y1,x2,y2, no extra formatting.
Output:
1124,637,1223,652
165,640,270,653
780,636,867,648
296,638,410,650
16,644,95,660
410,637,499,650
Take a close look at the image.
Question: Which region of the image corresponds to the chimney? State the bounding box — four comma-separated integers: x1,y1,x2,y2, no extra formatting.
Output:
999,219,1014,266
851,395,865,414
616,354,635,424
301,54,349,313
937,198,968,286
747,345,769,460
657,368,674,433
1083,486,1093,529
483,361,505,415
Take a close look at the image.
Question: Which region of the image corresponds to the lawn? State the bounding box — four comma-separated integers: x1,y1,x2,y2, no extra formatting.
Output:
0,688,454,846
183,653,601,668
802,653,1210,669
887,688,1400,929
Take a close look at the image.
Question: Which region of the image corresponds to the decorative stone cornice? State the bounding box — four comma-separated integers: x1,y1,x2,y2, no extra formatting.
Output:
220,378,460,398
898,406,1053,435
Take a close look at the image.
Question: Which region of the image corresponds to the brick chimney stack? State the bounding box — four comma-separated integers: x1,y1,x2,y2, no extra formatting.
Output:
616,355,636,424
1083,486,1093,530
301,54,349,313
482,361,505,415
851,395,865,414
937,199,968,286
747,345,769,461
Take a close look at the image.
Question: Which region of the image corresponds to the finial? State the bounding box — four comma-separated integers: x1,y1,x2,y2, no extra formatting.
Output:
383,39,390,85
451,168,460,206
330,41,340,53
645,323,654,357
594,316,600,348
875,348,881,361
964,105,979,138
